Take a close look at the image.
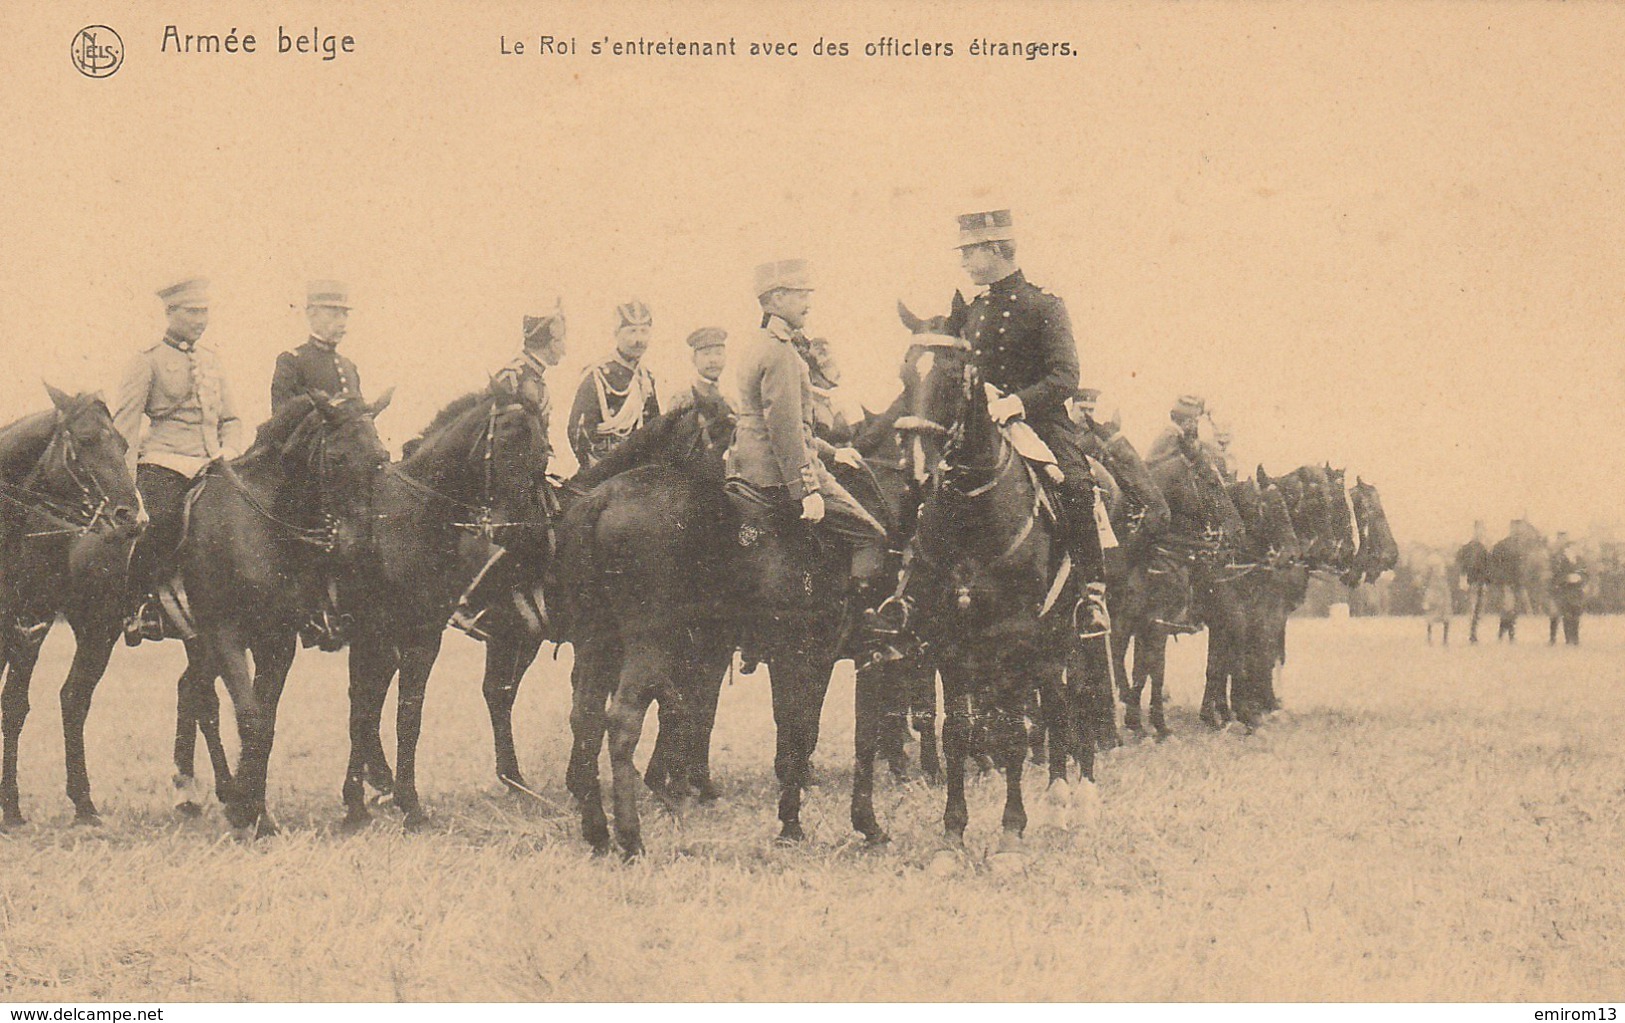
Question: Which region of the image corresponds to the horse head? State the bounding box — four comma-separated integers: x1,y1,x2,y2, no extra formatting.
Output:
288,389,392,559
893,302,975,485
40,383,143,534
1346,477,1399,585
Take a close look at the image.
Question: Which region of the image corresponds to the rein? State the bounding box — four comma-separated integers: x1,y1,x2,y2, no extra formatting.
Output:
2,416,123,539
385,401,549,542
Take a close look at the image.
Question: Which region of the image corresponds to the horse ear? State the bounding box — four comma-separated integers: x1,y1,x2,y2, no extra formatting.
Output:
44,381,73,412
946,290,970,336
1256,465,1269,485
367,387,395,419
897,301,925,334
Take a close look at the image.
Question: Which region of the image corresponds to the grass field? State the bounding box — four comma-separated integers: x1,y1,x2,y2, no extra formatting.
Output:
1,615,1621,1001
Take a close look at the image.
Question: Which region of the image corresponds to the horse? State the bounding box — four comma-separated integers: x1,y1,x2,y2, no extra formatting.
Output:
172,391,392,834
887,330,1095,871
336,386,552,832
460,397,736,809
554,394,739,857
0,386,144,826
1114,442,1246,738
1199,474,1301,730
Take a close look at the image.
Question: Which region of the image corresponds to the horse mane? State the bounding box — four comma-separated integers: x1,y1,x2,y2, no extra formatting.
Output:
402,390,488,461
569,393,734,491
244,395,322,459
0,410,61,481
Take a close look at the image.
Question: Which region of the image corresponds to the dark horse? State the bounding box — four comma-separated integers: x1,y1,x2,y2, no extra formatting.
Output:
1199,472,1301,731
173,392,391,834
457,397,736,809
555,395,738,857
338,385,552,832
0,386,144,826
1114,443,1246,738
889,333,1095,871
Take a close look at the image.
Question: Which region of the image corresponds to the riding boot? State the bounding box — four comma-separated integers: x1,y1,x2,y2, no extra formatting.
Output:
123,594,169,646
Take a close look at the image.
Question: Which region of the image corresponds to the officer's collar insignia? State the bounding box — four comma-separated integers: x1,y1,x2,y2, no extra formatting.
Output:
163,332,195,353
738,522,761,547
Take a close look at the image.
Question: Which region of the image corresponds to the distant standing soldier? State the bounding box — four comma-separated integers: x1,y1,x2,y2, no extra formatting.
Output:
1487,520,1527,643
1421,550,1453,645
666,327,734,414
114,278,244,643
1547,532,1589,646
1455,519,1491,643
271,280,364,412
568,300,660,468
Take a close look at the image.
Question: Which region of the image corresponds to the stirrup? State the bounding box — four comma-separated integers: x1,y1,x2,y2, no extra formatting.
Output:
1074,588,1111,640
448,605,491,643
864,594,913,636
123,600,168,647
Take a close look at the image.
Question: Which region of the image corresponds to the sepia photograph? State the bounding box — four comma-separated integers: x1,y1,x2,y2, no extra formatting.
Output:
1,0,1622,1008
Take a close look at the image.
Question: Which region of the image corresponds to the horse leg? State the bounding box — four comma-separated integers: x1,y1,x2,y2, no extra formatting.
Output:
207,625,267,832
1080,633,1120,753
1143,628,1171,739
607,638,667,859
912,657,942,783
1039,662,1070,787
872,658,911,781
851,658,890,844
1121,629,1146,735
60,621,118,824
939,663,971,846
769,650,835,844
564,634,617,855
392,629,443,831
191,659,234,806
682,634,730,802
484,631,539,792
0,634,39,828
342,636,396,830
243,627,297,837
994,687,1029,868
1025,686,1047,767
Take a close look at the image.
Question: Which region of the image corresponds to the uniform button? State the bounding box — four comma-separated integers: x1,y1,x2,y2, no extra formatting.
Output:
1003,311,1011,318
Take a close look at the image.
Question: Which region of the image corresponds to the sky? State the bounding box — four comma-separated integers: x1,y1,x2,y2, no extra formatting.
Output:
3,1,1623,546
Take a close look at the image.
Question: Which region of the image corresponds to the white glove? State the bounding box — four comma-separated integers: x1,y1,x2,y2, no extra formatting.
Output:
988,394,1025,424
833,447,864,469
800,492,826,523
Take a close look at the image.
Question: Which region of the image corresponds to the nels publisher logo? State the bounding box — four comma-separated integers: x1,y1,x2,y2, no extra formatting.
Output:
71,25,124,78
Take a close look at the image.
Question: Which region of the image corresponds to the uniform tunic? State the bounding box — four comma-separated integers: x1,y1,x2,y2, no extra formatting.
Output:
491,349,555,469
665,374,734,415
271,336,363,413
567,356,660,468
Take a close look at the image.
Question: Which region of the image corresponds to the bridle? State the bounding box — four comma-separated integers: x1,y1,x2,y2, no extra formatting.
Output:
389,400,552,543
0,409,128,539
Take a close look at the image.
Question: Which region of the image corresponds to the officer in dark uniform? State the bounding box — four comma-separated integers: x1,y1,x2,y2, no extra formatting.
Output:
449,306,567,640
271,280,364,412
952,209,1108,637
270,280,367,650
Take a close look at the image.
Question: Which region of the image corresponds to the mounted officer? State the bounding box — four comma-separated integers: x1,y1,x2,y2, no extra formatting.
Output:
950,209,1109,638
729,259,888,601
114,277,244,644
1147,394,1208,466
268,281,370,649
271,281,364,413
567,300,660,469
449,306,567,640
667,327,734,414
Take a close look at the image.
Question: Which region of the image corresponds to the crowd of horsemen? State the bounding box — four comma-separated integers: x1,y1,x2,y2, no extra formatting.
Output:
0,208,1394,849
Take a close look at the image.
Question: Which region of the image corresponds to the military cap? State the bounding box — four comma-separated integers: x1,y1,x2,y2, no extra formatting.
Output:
956,209,1015,248
1172,394,1206,419
156,278,210,309
524,311,566,347
686,326,728,350
614,300,653,329
306,280,352,309
754,259,813,297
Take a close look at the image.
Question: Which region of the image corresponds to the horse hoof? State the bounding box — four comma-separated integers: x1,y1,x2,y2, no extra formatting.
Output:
927,849,961,877
1,813,26,831
173,773,207,807
175,801,204,819
775,822,807,845
255,813,281,839
73,811,103,828
694,780,721,804
339,810,372,834
1074,780,1102,826
618,841,645,862
588,839,613,858
402,811,431,834
863,829,891,848
1042,779,1073,833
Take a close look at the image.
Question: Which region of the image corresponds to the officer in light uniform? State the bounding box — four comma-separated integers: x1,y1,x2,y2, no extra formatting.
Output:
567,300,661,468
271,280,365,412
729,259,887,587
114,277,244,642
1147,394,1208,465
952,209,1108,637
